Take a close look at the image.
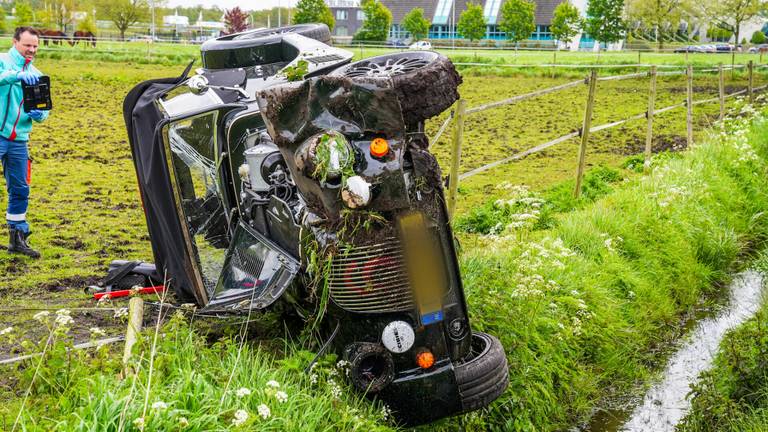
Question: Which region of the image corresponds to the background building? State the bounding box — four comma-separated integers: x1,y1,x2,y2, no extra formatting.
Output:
327,0,565,44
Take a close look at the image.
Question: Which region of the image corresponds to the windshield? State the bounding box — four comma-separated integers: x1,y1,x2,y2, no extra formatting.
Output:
166,111,228,294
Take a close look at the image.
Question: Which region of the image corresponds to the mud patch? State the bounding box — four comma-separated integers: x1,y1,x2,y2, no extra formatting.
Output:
39,275,101,293
614,134,688,155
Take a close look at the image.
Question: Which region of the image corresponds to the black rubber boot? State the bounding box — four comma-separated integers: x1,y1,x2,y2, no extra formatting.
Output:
8,228,41,259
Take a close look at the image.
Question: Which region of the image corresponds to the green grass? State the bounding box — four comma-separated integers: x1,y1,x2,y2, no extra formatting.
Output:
2,58,768,430
678,251,768,432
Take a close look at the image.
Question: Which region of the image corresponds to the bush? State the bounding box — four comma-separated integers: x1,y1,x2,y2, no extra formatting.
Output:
751,31,766,45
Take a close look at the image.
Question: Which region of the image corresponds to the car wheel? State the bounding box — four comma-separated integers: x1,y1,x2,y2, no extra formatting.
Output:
328,51,462,127
454,331,509,412
201,24,332,69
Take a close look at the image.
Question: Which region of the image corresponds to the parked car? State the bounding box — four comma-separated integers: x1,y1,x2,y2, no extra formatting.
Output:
715,43,735,52
674,45,702,53
388,39,406,47
123,24,508,426
749,43,768,53
409,40,432,50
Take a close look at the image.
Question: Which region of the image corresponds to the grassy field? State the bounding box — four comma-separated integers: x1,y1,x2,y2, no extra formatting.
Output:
0,56,767,430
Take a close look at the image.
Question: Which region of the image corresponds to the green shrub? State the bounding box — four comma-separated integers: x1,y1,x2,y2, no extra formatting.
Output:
751,31,766,45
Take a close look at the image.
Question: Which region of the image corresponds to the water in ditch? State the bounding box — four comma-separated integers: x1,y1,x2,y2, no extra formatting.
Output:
586,270,766,432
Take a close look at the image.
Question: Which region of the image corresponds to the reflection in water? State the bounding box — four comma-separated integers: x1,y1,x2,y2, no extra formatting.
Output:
619,271,765,432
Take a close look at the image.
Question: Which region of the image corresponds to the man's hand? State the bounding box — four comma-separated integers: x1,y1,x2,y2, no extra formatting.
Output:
28,110,44,121
16,71,38,85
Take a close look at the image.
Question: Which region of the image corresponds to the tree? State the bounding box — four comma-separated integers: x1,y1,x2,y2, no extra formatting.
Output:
550,1,583,48
50,0,79,32
498,0,536,49
14,1,33,27
751,30,767,43
224,7,248,34
353,0,392,42
402,8,430,41
98,0,148,40
692,0,766,48
293,0,334,31
625,0,683,49
457,3,486,44
585,0,626,48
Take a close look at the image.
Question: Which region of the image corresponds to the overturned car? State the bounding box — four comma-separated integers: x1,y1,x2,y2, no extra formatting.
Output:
123,24,507,425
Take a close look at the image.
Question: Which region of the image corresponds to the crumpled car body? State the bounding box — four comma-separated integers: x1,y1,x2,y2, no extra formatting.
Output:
123,24,507,425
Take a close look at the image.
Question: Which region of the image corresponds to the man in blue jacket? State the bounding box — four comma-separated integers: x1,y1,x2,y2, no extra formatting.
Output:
1,27,49,258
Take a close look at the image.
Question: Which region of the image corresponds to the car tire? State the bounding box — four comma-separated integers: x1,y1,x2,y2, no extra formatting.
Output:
328,51,462,127
454,331,509,413
201,24,332,69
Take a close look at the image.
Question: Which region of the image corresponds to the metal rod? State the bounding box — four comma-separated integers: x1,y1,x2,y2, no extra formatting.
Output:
645,66,657,172
719,63,725,121
447,99,466,219
686,64,693,148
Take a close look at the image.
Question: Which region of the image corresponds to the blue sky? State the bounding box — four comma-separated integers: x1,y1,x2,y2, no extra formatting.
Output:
166,0,298,11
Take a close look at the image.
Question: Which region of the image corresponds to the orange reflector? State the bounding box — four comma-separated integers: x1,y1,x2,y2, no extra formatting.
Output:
370,138,389,157
416,349,435,369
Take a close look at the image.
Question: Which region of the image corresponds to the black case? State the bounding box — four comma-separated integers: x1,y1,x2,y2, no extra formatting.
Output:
21,75,52,112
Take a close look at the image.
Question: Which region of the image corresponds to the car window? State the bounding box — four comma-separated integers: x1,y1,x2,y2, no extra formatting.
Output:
166,112,228,293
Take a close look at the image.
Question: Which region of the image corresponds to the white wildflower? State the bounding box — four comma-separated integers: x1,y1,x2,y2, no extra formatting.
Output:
381,405,392,420
265,380,280,389
275,390,288,403
113,307,128,319
89,327,106,337
178,417,189,427
0,326,13,336
309,373,318,385
33,310,50,321
152,401,168,410
257,404,271,420
55,313,74,327
232,409,249,426
133,417,145,431
235,387,251,398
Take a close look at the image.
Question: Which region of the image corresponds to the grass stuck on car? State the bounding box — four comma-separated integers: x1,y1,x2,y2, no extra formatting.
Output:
123,23,508,425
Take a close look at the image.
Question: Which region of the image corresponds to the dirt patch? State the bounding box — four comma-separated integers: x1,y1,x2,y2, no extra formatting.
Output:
39,275,101,293
614,134,688,155
668,85,742,94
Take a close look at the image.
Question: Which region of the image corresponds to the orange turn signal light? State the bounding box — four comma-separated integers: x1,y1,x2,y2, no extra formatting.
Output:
370,137,389,158
415,349,435,369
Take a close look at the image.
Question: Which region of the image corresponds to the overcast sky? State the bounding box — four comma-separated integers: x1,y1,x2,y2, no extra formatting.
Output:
165,0,298,11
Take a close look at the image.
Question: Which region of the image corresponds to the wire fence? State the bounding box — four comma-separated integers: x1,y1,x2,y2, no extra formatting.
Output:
443,61,767,216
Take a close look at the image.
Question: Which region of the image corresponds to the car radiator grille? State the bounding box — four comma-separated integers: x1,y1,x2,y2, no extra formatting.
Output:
328,239,415,313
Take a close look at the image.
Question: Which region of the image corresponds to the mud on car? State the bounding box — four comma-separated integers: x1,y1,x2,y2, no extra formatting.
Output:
123,24,508,425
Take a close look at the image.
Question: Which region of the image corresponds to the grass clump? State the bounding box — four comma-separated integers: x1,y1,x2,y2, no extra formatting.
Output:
455,165,623,234
441,104,768,431
0,310,393,431
678,250,768,432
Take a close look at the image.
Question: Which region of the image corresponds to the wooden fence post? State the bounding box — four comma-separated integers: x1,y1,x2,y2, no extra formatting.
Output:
748,60,754,104
686,64,694,148
123,297,144,376
574,69,598,199
731,51,736,79
719,63,725,122
644,66,657,172
447,99,467,219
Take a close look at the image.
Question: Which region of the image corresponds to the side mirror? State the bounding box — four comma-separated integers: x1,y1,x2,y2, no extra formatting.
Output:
187,74,209,95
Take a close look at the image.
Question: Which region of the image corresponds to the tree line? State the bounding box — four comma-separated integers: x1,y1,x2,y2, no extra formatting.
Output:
292,0,768,49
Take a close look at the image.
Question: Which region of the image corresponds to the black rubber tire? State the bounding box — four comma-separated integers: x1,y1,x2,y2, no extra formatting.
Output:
327,51,462,127
454,331,509,413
